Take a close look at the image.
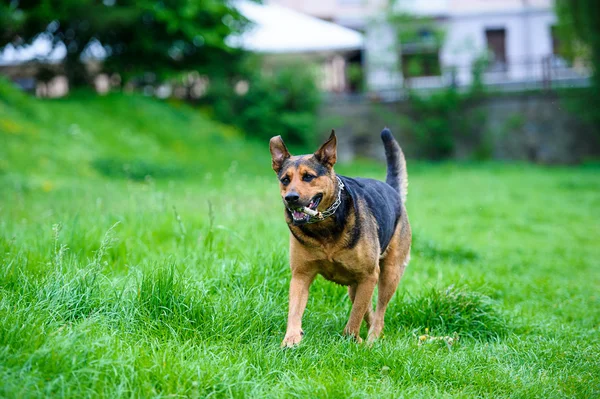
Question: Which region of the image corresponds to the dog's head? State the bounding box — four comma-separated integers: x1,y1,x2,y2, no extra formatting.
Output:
270,130,338,226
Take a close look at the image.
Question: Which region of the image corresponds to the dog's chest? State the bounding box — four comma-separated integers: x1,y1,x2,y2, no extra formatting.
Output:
301,239,378,286
312,247,374,285
318,260,359,285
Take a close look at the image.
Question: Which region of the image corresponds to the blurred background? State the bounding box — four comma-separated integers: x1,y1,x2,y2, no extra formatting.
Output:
1,0,599,164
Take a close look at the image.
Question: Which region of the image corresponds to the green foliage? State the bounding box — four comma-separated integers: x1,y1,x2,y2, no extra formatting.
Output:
387,10,445,50
0,0,252,85
206,64,322,146
402,53,442,78
555,0,600,136
554,0,600,70
469,54,490,96
393,54,491,160
387,1,446,78
346,63,364,92
384,1,472,159
1,81,599,397
408,88,462,159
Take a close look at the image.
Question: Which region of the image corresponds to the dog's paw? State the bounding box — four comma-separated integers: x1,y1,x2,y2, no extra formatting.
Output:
366,332,381,345
366,324,383,344
342,327,363,343
281,330,304,348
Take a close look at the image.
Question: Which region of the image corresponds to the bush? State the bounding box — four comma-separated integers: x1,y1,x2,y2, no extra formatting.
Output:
206,64,321,146
408,88,462,160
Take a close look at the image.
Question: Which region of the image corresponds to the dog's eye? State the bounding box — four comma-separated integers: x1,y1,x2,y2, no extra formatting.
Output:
302,174,315,182
280,177,290,186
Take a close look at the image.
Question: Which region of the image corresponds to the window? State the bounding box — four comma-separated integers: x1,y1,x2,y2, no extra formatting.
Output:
485,28,507,72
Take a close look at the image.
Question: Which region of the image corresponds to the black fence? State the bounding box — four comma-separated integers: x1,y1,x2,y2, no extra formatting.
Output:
329,56,592,103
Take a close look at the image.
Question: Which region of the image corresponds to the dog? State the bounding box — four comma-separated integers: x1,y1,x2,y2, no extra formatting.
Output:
269,128,411,346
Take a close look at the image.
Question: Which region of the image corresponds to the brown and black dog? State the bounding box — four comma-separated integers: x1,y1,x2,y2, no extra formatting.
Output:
270,128,411,346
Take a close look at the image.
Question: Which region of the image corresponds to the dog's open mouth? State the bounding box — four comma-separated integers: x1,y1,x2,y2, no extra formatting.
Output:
290,194,322,224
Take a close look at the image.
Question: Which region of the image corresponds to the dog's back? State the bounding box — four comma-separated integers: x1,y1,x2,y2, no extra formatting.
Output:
338,176,400,254
337,128,408,253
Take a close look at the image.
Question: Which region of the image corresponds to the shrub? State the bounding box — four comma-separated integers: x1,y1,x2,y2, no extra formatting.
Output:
408,88,462,160
206,64,322,146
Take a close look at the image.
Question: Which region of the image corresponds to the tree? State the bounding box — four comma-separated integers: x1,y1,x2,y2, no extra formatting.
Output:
555,0,600,74
0,0,253,86
555,0,600,135
386,0,446,80
206,60,322,146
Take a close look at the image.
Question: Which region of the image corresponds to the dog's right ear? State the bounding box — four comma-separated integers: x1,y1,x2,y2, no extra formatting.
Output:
269,135,291,173
314,129,337,169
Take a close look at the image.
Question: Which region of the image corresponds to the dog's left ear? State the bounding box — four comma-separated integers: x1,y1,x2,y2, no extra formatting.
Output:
270,135,291,173
314,129,337,168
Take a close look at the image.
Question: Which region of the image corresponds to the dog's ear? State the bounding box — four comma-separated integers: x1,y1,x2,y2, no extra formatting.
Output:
269,135,291,173
314,129,337,168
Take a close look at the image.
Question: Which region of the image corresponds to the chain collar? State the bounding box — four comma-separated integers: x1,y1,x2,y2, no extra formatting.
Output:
305,176,345,224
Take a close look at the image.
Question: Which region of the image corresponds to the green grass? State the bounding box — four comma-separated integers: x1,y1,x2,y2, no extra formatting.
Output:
1,80,599,398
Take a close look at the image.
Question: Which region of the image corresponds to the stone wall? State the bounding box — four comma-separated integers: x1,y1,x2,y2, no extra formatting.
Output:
318,92,600,164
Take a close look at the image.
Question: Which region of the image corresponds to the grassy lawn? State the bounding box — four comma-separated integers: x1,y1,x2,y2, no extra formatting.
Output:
1,81,599,398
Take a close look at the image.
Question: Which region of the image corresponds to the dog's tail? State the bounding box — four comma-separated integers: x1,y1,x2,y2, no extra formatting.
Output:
381,128,408,204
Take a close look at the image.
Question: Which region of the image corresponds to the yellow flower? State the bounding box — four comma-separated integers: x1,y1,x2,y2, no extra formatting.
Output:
419,335,427,342
42,180,54,192
0,119,22,134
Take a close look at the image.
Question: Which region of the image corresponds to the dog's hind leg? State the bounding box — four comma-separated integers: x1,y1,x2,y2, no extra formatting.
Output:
367,221,411,343
348,285,374,329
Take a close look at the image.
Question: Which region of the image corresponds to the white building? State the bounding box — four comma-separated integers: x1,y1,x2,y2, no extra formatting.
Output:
368,0,572,92
270,0,589,93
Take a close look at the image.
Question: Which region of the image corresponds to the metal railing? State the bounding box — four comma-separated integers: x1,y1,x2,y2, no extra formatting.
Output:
329,56,592,103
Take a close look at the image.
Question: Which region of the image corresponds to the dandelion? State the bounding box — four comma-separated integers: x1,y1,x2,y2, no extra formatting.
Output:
42,180,54,192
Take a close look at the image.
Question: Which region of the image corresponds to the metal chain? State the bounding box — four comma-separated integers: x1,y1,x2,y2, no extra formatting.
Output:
306,176,345,224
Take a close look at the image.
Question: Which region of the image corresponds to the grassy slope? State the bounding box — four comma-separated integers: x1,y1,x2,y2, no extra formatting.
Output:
1,80,599,398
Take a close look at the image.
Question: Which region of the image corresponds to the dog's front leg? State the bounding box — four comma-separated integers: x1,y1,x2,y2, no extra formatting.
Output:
282,271,315,347
343,275,377,343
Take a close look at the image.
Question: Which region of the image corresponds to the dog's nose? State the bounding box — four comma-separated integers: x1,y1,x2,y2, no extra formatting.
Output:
285,193,300,203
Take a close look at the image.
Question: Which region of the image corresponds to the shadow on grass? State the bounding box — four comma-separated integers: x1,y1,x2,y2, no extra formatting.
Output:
412,233,479,263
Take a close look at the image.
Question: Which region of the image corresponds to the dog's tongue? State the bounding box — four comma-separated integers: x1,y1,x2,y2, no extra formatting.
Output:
293,210,305,219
